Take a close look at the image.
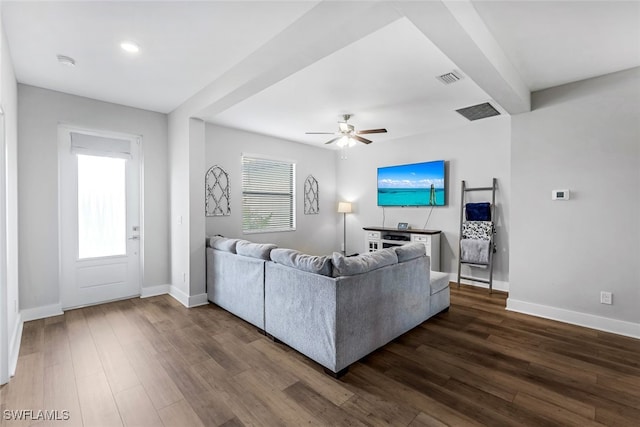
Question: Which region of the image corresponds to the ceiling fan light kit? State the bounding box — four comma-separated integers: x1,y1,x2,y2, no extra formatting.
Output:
306,114,387,146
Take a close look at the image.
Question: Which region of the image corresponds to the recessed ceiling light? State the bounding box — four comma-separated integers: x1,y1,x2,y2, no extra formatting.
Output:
120,41,140,53
56,54,76,67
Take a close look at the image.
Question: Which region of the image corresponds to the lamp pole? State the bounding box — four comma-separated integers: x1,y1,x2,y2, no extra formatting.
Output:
343,211,347,255
338,202,352,255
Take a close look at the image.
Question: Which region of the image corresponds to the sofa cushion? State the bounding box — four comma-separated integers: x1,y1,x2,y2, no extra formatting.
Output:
332,248,398,276
208,236,240,253
430,271,450,295
236,240,277,260
270,248,332,277
394,243,426,263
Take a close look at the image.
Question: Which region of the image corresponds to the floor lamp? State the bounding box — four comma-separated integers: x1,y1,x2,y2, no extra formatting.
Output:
338,202,352,255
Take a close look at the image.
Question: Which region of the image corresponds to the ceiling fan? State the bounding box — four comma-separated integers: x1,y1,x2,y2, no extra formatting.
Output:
306,114,387,146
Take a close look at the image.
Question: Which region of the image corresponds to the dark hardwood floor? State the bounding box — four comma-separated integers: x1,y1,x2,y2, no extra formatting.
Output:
2,284,639,426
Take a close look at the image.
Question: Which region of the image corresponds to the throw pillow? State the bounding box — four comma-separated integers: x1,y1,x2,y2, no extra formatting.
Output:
236,240,277,260
208,236,240,253
270,248,332,277
332,248,398,276
394,243,426,263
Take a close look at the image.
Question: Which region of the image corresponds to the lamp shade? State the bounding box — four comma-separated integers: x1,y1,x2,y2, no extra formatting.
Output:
337,202,352,213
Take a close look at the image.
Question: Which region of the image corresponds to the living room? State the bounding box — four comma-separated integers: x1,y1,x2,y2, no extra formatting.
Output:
1,1,639,425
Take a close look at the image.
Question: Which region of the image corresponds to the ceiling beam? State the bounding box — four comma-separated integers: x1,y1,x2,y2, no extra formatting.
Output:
396,0,531,114
185,1,404,121
180,0,530,121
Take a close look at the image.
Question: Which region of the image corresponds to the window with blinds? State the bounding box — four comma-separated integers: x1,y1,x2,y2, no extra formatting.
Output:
242,155,296,233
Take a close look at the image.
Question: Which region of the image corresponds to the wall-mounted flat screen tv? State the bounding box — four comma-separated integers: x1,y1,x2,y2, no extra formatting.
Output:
377,160,446,207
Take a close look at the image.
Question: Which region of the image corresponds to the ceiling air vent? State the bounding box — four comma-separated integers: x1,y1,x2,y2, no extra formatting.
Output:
436,70,463,85
456,102,501,121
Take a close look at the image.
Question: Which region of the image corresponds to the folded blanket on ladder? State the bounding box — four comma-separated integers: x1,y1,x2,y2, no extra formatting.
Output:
461,239,490,264
462,221,493,240
465,202,491,221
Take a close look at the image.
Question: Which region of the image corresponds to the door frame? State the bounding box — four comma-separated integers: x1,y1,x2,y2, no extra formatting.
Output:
0,106,8,384
57,124,144,309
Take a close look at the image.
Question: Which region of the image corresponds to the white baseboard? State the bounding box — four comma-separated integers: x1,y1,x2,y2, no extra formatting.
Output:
9,313,22,377
21,303,63,322
140,284,170,298
169,285,209,308
188,293,209,307
447,273,509,292
506,298,640,339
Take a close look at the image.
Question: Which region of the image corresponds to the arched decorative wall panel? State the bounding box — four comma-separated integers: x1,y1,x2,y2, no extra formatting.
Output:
304,175,319,215
205,165,230,216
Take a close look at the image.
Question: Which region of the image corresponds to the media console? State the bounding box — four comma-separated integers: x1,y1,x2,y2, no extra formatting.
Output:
363,226,441,271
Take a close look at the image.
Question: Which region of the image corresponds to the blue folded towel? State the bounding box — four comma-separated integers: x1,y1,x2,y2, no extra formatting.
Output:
466,202,491,221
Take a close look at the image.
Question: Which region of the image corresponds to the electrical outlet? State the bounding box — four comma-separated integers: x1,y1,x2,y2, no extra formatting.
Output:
182,272,186,283
600,291,612,305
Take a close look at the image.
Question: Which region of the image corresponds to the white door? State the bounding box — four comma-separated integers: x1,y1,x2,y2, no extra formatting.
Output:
59,127,141,309
0,107,8,385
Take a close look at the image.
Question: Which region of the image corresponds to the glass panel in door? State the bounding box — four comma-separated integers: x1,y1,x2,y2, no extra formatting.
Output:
77,154,127,259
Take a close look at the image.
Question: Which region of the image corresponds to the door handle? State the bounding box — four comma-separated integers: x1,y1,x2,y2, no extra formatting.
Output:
128,236,140,240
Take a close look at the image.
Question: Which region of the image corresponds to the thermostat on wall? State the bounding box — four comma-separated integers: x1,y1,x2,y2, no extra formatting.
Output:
552,189,570,200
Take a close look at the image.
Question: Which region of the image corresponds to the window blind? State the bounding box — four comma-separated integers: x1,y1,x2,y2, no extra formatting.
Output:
70,132,132,159
242,155,296,233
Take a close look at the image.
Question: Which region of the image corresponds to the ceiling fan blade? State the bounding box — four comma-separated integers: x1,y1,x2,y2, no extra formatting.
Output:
324,137,342,145
306,132,335,134
357,128,387,134
352,135,372,144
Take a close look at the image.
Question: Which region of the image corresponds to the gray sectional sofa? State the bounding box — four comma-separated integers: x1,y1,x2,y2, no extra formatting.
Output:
206,236,450,377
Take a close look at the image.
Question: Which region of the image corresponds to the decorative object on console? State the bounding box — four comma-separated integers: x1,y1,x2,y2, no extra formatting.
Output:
338,202,352,255
397,222,409,230
303,175,319,214
205,165,230,217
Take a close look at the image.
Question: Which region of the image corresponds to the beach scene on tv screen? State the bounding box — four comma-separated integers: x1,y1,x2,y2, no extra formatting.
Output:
378,161,445,206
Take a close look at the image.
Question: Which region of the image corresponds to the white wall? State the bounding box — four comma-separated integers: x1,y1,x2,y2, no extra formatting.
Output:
0,13,18,383
509,68,640,337
205,124,338,255
336,116,511,286
18,85,170,312
168,109,190,299
189,118,206,297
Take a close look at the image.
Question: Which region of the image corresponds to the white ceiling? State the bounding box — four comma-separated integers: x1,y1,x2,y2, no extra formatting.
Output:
2,1,639,147
2,1,317,113
473,0,640,91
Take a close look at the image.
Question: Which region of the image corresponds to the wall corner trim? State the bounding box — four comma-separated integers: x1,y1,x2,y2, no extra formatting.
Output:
140,284,170,298
9,313,23,377
21,303,63,322
168,285,209,308
506,298,640,339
